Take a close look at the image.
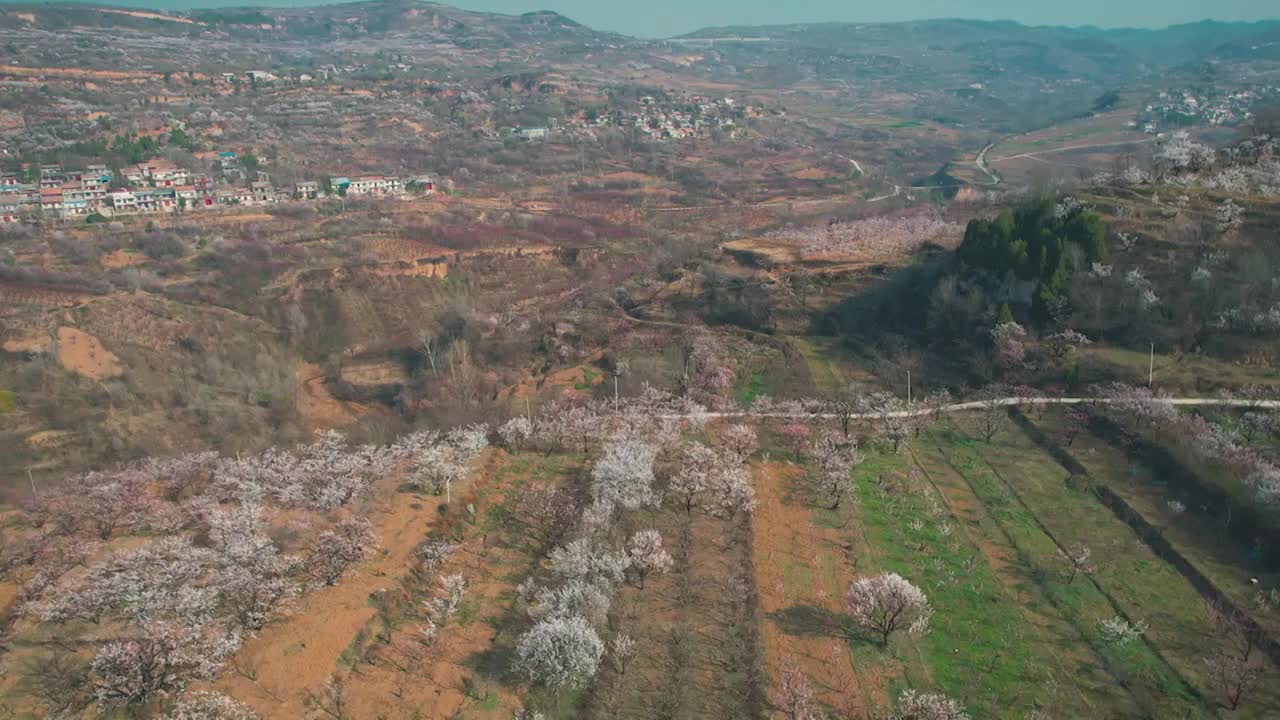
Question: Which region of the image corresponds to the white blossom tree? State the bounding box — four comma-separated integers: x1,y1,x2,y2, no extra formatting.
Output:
91,622,239,709
548,538,628,590
530,580,612,627
892,689,971,720
808,433,861,509
410,426,488,503
846,573,932,646
770,660,820,720
540,402,607,454
1155,130,1216,177
419,539,455,576
625,530,673,589
709,459,756,520
514,615,605,692
668,442,716,514
720,424,759,463
424,574,467,630
608,633,637,676
165,691,258,720
499,416,534,451
591,436,659,512
39,538,219,626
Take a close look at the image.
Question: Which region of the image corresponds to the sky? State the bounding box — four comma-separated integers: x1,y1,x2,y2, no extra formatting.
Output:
8,0,1279,37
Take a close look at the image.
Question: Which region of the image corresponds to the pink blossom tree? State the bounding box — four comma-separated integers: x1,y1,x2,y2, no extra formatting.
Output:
990,321,1027,371
779,423,812,459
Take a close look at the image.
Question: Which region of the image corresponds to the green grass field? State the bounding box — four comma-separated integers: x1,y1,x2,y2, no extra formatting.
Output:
764,412,1280,718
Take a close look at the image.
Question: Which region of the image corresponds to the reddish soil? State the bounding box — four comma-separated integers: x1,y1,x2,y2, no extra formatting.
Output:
295,362,365,431
215,463,485,717
752,461,886,717
341,450,529,719
55,326,123,380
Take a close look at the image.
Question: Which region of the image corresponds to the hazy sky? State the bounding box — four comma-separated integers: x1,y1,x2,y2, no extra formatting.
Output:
12,0,1280,37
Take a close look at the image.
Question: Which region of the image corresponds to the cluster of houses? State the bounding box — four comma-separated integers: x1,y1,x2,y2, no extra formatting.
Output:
0,153,433,223
1136,86,1279,133
511,95,761,143
574,94,758,141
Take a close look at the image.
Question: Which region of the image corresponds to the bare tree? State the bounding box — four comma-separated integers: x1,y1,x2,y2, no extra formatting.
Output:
968,388,1008,444
416,325,440,377
306,674,350,720
827,384,864,439
1054,544,1095,585
1203,600,1265,710
514,485,578,554
24,651,91,719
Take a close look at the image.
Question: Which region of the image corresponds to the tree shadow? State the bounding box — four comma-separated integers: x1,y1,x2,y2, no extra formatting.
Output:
768,604,854,639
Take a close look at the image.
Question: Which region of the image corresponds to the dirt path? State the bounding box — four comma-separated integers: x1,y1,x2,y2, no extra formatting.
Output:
215,460,496,717
295,362,364,431
752,461,884,717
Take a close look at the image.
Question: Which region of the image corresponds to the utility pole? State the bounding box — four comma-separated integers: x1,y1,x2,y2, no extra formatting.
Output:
1148,343,1155,388
614,374,620,412
27,466,37,498
907,370,912,406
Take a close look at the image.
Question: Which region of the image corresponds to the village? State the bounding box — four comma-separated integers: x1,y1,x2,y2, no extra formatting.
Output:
0,151,435,223
1136,84,1280,132
514,93,761,142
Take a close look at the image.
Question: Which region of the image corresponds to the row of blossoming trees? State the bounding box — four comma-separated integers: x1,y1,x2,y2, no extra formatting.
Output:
0,426,489,718
1099,383,1280,505
6,373,1270,717
486,382,971,718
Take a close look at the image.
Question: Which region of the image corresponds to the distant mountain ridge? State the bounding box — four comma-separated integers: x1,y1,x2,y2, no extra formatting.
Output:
6,0,1278,52
678,18,1280,69
0,0,616,43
